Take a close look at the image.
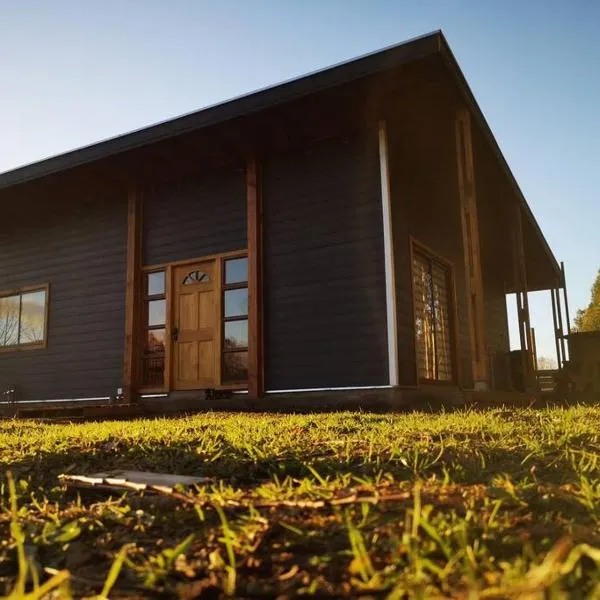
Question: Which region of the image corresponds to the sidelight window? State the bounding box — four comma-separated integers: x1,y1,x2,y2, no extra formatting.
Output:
222,257,248,383
142,270,166,386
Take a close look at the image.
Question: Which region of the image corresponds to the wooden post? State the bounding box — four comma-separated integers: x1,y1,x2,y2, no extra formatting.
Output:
512,204,536,391
247,157,264,401
561,261,572,338
123,184,143,404
555,283,567,368
551,288,562,370
455,108,487,388
531,327,538,371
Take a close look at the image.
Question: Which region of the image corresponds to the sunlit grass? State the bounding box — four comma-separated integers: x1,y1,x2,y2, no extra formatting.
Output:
1,406,600,596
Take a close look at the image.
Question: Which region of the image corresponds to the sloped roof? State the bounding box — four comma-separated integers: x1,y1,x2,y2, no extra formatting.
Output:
0,30,559,277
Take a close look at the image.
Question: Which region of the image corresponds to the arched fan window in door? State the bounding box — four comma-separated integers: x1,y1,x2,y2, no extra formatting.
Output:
182,270,210,285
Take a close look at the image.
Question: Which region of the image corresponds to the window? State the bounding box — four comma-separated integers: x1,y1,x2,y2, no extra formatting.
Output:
222,257,248,383
183,270,210,285
412,249,453,382
142,271,166,386
0,286,48,350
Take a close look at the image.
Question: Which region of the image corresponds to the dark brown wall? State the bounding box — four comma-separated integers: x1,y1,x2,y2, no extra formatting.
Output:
388,116,474,388
263,134,388,390
143,165,247,266
0,189,127,401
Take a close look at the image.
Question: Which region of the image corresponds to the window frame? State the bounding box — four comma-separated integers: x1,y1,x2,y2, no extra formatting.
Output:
410,239,459,386
0,283,50,353
221,256,249,384
141,269,167,388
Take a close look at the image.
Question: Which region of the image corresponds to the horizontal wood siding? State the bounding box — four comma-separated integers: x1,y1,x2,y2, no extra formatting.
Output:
143,166,247,266
263,135,388,390
482,267,511,390
0,194,127,401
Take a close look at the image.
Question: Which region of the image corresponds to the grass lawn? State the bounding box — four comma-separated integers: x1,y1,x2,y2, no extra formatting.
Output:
2,407,600,598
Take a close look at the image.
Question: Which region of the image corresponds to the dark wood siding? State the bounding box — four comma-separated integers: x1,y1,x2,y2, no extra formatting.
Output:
143,166,247,266
482,268,511,390
388,117,474,388
263,135,388,390
388,134,417,386
0,192,127,401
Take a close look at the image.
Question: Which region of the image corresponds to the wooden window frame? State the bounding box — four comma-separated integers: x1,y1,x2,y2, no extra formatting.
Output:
410,239,460,386
0,283,50,353
139,249,248,393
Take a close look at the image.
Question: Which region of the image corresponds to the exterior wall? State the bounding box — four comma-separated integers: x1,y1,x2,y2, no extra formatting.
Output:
481,260,511,390
0,190,127,401
143,165,247,266
263,134,389,390
388,119,474,388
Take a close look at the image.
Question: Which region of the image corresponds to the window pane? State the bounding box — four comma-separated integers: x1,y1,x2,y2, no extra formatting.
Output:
142,356,164,386
223,351,248,382
148,299,166,327
225,257,248,284
19,290,46,344
146,329,166,354
147,271,165,296
0,295,20,347
224,320,248,350
224,288,248,318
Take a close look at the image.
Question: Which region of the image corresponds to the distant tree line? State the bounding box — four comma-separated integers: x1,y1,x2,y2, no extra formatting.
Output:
574,268,600,332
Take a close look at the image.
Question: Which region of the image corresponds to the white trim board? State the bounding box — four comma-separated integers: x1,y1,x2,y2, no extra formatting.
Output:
266,385,392,394
378,120,399,386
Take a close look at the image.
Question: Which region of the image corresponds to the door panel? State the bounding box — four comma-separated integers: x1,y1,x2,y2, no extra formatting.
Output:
173,260,217,389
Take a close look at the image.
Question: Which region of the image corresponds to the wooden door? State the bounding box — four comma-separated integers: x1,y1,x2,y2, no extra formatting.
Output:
172,260,217,390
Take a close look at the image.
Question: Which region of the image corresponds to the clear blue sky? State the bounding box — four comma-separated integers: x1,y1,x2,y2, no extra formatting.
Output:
1,0,598,361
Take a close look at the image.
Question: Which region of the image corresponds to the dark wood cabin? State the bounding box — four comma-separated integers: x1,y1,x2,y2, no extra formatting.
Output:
0,31,565,415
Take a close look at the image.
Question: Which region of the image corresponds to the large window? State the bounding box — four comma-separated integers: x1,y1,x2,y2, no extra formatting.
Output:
142,271,166,386
222,257,248,383
412,249,454,382
0,286,48,350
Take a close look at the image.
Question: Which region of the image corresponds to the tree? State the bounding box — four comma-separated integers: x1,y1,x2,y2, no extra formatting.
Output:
537,356,558,370
574,268,600,332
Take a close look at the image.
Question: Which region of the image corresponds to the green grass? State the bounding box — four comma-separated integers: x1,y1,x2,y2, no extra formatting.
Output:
2,407,600,597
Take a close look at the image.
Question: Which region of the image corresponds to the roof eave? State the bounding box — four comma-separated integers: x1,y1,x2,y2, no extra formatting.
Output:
0,30,442,192
437,35,561,280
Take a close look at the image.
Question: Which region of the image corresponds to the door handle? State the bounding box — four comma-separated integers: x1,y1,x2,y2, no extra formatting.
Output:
171,327,179,341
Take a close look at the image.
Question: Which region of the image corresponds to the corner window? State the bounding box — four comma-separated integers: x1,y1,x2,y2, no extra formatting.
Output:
0,286,48,350
142,270,166,386
222,257,248,383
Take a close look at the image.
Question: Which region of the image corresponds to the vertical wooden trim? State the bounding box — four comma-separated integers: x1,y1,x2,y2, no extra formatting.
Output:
164,264,174,391
554,282,567,367
123,183,143,404
551,288,562,370
247,157,264,400
512,204,536,390
531,327,538,371
455,108,487,387
378,120,399,386
561,261,572,339
215,257,223,387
